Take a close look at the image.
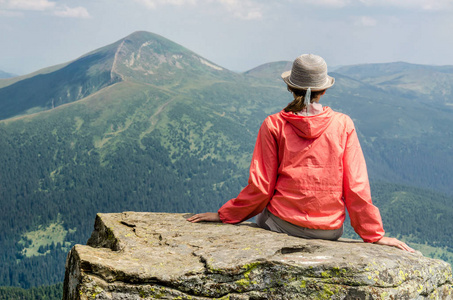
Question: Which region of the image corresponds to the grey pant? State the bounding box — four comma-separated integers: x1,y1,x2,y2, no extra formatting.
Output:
255,208,343,241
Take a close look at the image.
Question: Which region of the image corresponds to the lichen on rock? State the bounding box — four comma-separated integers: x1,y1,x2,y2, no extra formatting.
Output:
63,212,453,299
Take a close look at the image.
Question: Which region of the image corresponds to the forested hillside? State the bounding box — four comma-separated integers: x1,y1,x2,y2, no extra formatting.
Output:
0,283,62,300
0,31,452,290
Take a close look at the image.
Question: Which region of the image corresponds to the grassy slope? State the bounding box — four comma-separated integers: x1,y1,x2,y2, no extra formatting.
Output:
0,48,119,120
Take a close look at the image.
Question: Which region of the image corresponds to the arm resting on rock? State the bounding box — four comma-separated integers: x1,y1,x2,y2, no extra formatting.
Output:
188,119,278,224
375,236,415,252
217,119,279,223
187,212,220,223
342,122,385,243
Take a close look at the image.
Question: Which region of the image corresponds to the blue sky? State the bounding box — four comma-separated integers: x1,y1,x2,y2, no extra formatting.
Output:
1,0,452,75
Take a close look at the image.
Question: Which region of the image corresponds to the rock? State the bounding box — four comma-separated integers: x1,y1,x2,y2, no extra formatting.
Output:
63,212,453,299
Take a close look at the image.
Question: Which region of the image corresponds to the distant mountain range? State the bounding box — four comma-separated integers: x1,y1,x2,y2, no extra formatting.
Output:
0,69,16,79
335,62,453,105
0,31,452,289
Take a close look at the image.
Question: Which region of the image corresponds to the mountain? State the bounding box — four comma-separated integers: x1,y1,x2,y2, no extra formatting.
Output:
0,69,16,79
330,63,453,194
335,62,453,105
0,31,452,289
243,61,292,83
0,31,286,288
0,63,71,89
0,31,232,120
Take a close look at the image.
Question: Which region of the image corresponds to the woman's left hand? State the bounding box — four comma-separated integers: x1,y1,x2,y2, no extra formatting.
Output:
187,212,221,223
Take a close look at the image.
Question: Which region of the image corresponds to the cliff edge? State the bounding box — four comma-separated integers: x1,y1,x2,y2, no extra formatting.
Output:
63,212,452,299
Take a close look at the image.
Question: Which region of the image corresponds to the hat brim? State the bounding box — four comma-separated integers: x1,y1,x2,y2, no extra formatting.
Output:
281,70,335,91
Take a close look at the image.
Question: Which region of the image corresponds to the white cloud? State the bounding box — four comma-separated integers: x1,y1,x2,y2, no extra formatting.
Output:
290,0,453,11
133,0,263,20
354,16,377,27
2,0,55,11
0,0,90,18
303,0,351,8
358,0,453,11
218,0,263,20
133,0,198,9
0,9,23,16
53,6,90,18
239,10,262,20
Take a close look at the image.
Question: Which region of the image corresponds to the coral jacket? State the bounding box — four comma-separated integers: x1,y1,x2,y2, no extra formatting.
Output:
218,107,385,243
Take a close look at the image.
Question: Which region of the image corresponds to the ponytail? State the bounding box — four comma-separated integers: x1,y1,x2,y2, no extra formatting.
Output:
284,86,325,113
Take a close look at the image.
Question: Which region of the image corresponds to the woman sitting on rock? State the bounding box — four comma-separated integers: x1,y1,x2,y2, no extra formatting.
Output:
188,54,414,252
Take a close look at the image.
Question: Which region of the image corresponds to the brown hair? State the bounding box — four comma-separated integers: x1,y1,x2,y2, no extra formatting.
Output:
284,86,326,113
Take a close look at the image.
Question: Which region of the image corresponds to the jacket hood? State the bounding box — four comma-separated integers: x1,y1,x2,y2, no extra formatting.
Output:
280,107,334,139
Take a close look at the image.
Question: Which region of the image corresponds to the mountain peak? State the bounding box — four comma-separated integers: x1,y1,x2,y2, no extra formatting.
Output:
0,31,232,120
105,30,229,85
123,31,170,43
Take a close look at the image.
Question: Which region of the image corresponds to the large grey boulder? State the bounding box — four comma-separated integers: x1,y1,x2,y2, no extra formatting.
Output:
63,212,452,299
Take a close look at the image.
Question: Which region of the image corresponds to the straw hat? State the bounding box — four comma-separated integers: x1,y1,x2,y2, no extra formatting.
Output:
281,54,335,91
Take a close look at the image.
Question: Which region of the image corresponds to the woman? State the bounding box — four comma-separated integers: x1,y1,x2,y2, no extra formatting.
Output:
188,54,414,252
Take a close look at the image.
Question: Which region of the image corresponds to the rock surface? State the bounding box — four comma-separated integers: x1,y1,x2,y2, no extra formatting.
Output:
63,212,453,299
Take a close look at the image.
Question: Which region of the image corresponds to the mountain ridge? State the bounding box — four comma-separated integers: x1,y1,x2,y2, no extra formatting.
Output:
0,31,234,120
334,62,453,105
0,69,16,79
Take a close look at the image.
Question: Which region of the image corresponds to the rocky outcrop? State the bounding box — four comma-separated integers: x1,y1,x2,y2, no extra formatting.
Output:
63,212,453,299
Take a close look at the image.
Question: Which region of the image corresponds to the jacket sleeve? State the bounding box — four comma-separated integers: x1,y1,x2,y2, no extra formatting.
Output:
343,120,385,243
218,118,279,223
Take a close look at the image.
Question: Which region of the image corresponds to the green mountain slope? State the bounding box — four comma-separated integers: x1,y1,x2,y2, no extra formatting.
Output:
242,61,292,85
345,182,453,250
325,70,453,194
0,45,120,119
0,36,287,287
335,62,453,105
0,31,232,120
0,32,452,289
0,63,71,89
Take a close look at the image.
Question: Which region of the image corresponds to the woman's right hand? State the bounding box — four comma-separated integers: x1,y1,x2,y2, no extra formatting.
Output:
374,236,415,252
187,212,221,223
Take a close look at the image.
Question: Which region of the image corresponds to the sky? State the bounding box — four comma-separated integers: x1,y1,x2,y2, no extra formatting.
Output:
1,0,453,75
